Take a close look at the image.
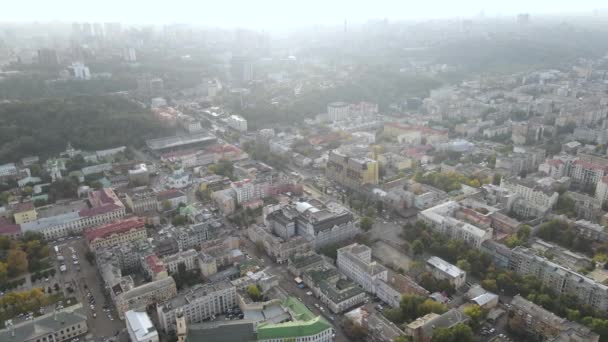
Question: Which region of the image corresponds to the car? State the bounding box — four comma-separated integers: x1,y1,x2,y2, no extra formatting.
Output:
297,297,303,302
314,303,319,308
45,278,50,282
73,261,79,265
93,313,97,318
306,291,313,296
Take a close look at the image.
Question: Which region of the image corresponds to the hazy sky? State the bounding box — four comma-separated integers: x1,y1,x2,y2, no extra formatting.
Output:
5,0,608,28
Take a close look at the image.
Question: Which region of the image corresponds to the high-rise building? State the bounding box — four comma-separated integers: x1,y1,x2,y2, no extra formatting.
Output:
123,47,137,62
37,48,59,67
326,150,379,189
230,55,254,85
327,102,350,122
66,62,91,80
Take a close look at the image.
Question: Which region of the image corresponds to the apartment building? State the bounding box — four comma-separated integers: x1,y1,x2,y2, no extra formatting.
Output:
157,281,237,332
125,310,159,342
226,115,248,132
0,304,88,342
20,188,126,240
115,276,177,319
303,267,366,314
326,150,379,189
418,201,492,248
500,177,558,217
122,188,158,214
336,243,387,294
156,189,187,211
247,225,313,264
426,256,466,289
84,216,147,250
510,246,608,311
509,295,599,342
374,274,429,309
162,249,199,274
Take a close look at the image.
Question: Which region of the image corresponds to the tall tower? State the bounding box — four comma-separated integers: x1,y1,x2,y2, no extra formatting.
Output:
176,309,187,342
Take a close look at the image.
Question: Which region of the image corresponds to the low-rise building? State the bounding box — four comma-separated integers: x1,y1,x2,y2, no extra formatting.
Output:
157,281,238,332
375,274,429,308
336,243,387,294
256,297,333,342
115,276,177,319
418,201,492,248
0,304,88,342
405,309,468,342
162,249,199,274
125,310,159,342
303,267,366,314
20,188,126,240
510,246,608,312
509,295,599,342
13,201,37,224
84,216,147,250
426,256,466,289
156,189,187,211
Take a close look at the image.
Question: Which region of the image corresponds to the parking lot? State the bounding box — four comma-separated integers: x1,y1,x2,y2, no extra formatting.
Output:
52,237,127,341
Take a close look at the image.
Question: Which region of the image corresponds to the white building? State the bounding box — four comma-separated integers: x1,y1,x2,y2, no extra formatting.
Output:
418,201,492,248
231,179,256,204
0,163,18,177
227,115,248,132
595,176,608,205
157,281,237,332
67,62,91,80
125,310,159,342
327,102,349,122
337,243,387,294
426,256,466,289
162,249,199,274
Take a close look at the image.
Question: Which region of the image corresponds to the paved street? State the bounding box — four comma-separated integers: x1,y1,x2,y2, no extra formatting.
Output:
53,237,127,342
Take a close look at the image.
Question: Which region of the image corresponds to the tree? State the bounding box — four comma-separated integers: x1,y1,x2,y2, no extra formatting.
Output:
456,259,471,273
517,225,531,240
85,251,95,265
0,261,7,283
376,201,384,215
7,249,28,277
0,191,11,205
22,186,33,196
412,240,424,256
431,323,473,342
360,217,374,232
418,299,448,316
247,285,262,301
481,279,498,292
463,304,485,329
505,235,522,248
342,319,369,342
172,215,188,226
394,336,412,342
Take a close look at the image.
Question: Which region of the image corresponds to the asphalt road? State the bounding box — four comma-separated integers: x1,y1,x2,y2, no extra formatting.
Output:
54,237,127,342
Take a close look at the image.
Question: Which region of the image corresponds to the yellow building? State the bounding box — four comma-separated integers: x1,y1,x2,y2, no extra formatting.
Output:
326,150,379,188
13,202,37,225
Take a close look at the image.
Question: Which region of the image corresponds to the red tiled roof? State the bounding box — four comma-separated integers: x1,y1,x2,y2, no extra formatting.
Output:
84,217,145,243
14,201,35,213
386,122,448,135
0,223,20,235
156,188,185,201
160,149,197,160
546,159,564,167
145,254,166,274
573,159,608,172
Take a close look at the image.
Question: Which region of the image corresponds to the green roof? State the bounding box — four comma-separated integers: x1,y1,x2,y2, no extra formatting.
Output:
256,297,332,340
